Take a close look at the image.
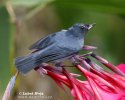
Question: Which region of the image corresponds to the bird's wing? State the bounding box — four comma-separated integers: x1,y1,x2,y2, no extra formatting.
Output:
29,34,54,50
34,46,77,64
29,30,67,50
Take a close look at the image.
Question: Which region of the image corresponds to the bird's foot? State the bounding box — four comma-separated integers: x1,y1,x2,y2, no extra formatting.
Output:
55,62,65,71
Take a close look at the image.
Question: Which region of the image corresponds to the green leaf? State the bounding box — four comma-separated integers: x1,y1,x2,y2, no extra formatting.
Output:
54,0,125,15
0,5,15,96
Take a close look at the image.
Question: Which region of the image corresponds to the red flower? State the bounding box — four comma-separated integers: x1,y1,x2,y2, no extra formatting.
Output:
3,52,125,100
35,53,125,100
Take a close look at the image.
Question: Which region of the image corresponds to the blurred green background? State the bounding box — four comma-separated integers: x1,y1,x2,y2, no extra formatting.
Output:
0,0,125,100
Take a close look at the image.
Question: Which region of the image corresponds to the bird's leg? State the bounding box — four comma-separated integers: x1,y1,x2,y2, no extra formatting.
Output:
55,62,65,67
70,53,93,65
82,45,97,50
34,63,48,76
55,62,65,71
70,55,82,65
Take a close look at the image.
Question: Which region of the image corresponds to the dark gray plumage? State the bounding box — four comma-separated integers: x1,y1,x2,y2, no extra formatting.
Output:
15,23,94,74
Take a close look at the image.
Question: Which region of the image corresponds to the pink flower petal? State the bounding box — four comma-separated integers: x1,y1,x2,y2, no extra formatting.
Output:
117,64,125,74
2,76,16,100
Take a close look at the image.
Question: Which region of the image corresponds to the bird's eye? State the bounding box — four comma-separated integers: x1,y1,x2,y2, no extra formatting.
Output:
81,25,85,29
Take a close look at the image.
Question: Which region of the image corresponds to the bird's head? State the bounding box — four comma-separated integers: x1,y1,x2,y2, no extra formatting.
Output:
69,23,95,37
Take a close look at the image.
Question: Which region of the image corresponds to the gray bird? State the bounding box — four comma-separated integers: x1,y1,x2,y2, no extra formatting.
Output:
15,23,95,74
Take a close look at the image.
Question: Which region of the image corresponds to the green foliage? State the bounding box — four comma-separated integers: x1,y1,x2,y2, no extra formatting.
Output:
54,0,125,14
0,5,11,95
53,0,125,25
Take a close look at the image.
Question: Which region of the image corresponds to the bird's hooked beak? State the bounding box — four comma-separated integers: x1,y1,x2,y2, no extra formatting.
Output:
87,23,96,30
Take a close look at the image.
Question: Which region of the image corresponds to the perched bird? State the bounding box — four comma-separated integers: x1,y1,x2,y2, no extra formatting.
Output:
15,23,95,74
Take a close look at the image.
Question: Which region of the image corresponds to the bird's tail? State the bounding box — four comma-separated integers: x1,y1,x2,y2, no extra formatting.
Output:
15,55,37,74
